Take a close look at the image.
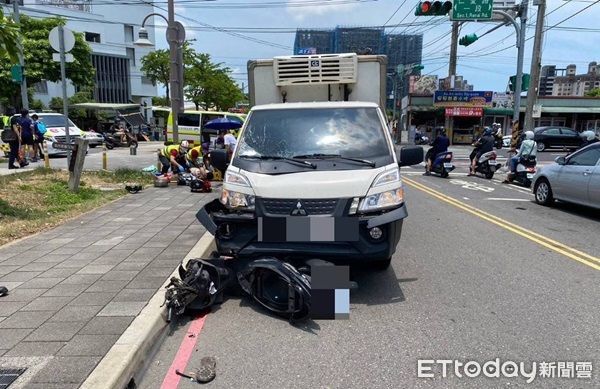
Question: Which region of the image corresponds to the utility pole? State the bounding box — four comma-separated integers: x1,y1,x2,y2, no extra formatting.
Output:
512,1,528,128
12,0,29,110
445,21,459,140
167,0,180,143
524,0,546,132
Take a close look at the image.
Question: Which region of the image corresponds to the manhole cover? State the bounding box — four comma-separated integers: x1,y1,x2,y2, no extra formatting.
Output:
0,368,27,389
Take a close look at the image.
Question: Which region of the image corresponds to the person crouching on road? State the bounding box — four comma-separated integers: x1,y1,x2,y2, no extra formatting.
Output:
158,140,190,177
186,145,214,181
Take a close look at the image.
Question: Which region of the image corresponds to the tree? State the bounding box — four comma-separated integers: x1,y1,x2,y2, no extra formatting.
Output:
49,88,93,126
585,88,600,98
185,53,243,111
0,8,19,62
140,42,196,102
152,96,170,107
0,16,95,109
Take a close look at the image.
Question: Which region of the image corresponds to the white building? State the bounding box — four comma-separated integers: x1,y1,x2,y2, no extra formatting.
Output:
5,0,158,109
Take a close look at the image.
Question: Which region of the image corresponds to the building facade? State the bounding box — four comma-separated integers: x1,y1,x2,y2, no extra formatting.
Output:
551,62,600,97
6,0,157,107
293,27,423,110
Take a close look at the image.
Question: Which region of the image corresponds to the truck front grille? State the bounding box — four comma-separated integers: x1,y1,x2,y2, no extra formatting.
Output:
262,198,338,215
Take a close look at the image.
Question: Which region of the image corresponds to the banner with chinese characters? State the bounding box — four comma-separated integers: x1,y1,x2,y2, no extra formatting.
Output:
445,107,483,117
434,91,493,107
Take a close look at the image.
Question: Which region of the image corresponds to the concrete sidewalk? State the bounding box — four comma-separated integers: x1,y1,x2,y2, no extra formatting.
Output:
0,185,213,388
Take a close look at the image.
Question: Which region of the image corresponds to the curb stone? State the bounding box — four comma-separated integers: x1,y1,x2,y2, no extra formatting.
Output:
79,231,216,389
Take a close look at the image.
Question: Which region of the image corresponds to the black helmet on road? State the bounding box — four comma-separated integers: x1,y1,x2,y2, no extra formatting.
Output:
237,258,311,322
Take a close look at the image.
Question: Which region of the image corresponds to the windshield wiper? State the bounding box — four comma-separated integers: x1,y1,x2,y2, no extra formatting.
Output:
238,154,316,169
293,153,376,167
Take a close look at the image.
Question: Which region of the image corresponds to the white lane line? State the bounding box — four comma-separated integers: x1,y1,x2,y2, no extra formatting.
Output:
463,197,470,200
485,197,532,202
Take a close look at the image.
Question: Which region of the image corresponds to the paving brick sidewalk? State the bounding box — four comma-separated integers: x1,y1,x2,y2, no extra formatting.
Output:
0,185,214,388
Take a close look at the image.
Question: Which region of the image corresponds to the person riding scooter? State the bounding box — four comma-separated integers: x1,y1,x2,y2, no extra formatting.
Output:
579,130,599,149
469,127,495,175
504,131,537,183
492,122,503,149
424,128,450,176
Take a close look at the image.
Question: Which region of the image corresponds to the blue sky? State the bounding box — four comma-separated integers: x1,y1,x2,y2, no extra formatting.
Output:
153,0,600,93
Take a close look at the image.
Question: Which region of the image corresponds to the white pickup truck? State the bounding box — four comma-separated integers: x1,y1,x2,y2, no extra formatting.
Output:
199,53,423,269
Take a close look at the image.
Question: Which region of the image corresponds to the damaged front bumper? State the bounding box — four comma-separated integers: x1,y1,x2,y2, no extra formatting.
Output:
196,198,408,263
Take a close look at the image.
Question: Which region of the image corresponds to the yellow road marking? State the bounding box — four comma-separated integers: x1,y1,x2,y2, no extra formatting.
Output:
403,177,600,271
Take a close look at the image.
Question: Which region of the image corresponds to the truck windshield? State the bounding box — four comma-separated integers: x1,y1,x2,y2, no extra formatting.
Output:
236,108,390,161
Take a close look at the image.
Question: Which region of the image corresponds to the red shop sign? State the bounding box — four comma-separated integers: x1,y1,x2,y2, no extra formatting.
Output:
445,107,483,117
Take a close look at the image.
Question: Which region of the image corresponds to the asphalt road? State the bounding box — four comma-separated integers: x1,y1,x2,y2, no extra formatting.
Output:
137,149,599,389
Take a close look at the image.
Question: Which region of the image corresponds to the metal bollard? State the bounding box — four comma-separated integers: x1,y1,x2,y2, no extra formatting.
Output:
129,144,137,156
102,142,108,171
43,141,50,168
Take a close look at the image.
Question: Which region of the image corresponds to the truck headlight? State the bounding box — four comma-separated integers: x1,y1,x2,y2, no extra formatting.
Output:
358,168,403,212
220,189,255,210
225,171,251,187
358,187,404,212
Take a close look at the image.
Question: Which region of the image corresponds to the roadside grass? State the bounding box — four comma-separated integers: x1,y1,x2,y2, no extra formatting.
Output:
0,168,154,246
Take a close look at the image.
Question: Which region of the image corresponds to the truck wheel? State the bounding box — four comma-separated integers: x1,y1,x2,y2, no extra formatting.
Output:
371,257,392,271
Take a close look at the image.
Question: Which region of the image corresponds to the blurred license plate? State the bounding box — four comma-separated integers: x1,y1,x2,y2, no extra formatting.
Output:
443,163,453,168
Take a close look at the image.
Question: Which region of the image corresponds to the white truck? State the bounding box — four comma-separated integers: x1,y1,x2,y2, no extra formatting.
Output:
248,53,387,108
199,53,423,269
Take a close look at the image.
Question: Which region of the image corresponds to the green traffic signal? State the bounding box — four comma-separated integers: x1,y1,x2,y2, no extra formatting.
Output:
459,34,478,46
508,74,530,92
415,1,452,16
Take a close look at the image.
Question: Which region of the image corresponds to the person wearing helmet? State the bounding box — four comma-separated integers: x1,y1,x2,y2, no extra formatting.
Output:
580,130,598,148
424,128,450,175
504,130,537,183
158,140,190,176
469,127,495,175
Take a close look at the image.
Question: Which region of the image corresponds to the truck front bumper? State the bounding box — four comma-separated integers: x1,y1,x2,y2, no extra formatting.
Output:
197,199,407,263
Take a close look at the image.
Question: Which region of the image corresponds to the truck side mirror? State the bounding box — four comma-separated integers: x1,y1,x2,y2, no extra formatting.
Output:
398,146,424,167
210,149,228,172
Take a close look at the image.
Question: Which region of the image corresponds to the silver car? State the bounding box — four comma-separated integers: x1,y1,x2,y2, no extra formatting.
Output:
532,143,600,209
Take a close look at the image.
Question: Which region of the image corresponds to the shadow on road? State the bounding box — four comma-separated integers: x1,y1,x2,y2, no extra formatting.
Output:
349,266,410,306
550,201,600,222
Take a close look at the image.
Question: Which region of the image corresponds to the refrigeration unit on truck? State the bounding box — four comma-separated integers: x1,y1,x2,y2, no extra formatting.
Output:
198,53,423,270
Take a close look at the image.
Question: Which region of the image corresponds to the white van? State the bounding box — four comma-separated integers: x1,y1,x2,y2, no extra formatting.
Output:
199,101,423,268
167,110,246,143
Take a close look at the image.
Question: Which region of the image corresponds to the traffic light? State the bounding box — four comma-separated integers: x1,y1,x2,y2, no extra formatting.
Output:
508,74,531,92
414,1,452,16
458,34,478,46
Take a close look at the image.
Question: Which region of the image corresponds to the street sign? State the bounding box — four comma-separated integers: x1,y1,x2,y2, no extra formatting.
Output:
433,90,493,107
52,53,74,62
49,26,75,52
445,107,483,117
166,21,186,45
52,142,77,151
10,65,22,83
451,0,493,21
532,104,542,118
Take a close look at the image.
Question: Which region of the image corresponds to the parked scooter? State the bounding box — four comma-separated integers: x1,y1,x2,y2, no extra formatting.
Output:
511,155,537,187
102,130,138,149
430,151,455,178
473,151,502,179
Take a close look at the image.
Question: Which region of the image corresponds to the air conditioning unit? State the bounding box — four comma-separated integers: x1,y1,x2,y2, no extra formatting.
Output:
273,53,358,86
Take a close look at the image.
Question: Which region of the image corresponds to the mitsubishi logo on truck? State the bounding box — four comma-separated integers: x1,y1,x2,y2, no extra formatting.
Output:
291,201,307,216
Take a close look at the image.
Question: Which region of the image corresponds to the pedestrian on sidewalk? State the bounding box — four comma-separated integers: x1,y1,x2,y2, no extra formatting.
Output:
6,109,28,169
31,114,44,161
18,109,35,162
